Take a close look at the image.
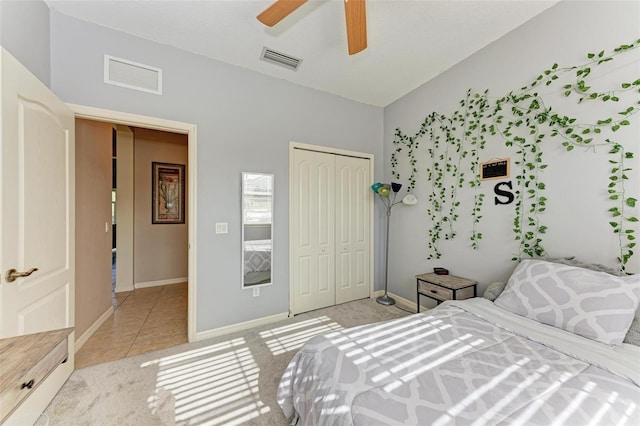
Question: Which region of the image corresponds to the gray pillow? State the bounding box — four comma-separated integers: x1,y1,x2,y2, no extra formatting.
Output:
623,317,640,346
483,282,506,301
495,259,640,346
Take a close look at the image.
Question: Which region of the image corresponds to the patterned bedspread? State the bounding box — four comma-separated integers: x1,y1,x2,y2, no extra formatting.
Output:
277,298,640,425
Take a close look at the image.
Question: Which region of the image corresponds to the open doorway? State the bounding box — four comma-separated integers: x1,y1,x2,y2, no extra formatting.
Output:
71,105,196,367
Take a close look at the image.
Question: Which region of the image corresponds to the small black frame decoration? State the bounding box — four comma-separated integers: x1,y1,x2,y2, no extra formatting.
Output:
152,162,185,224
480,158,510,181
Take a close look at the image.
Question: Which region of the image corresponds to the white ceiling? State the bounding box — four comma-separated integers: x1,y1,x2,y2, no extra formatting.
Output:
45,0,559,107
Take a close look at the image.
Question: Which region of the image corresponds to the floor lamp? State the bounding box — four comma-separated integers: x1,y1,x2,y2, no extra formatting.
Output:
371,182,417,306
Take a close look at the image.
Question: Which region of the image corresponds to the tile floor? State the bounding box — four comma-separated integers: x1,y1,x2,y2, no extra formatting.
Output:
75,282,188,369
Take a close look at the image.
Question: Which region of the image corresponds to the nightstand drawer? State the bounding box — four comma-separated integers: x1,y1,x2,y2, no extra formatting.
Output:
418,281,453,301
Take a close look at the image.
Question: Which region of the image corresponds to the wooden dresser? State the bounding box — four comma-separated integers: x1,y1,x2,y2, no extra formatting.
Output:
0,328,73,424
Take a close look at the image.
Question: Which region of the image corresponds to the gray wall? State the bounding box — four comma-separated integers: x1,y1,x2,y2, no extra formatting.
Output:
0,0,50,87
50,11,384,332
383,0,640,304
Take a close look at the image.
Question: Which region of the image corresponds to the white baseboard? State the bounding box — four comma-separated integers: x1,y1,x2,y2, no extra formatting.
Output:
75,306,114,352
194,312,289,342
372,290,427,313
115,282,134,293
135,277,188,289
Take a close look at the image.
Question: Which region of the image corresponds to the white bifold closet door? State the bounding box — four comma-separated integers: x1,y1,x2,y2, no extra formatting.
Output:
291,148,370,315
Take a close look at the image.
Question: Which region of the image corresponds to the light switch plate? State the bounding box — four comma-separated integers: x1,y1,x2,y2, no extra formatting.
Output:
253,287,260,297
215,222,228,234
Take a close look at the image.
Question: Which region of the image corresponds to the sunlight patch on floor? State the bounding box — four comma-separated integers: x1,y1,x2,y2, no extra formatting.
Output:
260,315,343,355
142,338,270,425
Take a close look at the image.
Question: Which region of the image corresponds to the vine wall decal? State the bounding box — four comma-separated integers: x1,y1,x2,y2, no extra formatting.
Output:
391,39,640,272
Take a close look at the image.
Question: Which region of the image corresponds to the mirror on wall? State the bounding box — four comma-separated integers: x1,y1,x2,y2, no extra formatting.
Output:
242,172,273,288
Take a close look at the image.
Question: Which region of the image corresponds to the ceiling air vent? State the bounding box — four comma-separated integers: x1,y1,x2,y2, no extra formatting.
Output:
260,47,302,71
104,55,162,95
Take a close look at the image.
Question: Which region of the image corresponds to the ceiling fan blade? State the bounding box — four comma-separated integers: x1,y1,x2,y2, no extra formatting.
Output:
257,0,308,27
344,0,367,55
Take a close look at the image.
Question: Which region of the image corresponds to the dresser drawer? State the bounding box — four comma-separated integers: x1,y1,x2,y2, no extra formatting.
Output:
0,336,68,421
418,281,453,301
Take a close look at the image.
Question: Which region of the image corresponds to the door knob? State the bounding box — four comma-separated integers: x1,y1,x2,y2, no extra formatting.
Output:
5,268,38,283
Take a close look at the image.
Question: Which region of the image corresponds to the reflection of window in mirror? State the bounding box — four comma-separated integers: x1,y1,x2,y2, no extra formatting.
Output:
242,173,273,288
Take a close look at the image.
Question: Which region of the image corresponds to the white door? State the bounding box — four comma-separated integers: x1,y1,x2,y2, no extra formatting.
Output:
0,48,75,339
291,149,335,314
335,155,370,304
291,146,372,315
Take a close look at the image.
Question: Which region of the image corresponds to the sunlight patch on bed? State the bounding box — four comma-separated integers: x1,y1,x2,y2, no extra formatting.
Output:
142,338,270,425
474,364,556,426
334,316,442,356
434,359,543,426
620,402,638,425
586,391,618,426
356,324,454,368
329,315,428,347
450,359,534,421
383,337,484,392
358,319,444,348
550,381,597,426
260,315,343,355
507,371,573,425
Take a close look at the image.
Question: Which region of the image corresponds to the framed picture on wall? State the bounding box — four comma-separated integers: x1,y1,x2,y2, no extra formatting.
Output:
152,162,185,224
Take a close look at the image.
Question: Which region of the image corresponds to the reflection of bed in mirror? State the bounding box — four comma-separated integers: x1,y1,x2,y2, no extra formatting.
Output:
244,239,271,285
242,172,273,287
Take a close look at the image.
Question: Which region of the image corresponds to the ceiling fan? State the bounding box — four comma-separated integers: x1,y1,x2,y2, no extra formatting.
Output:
257,0,367,55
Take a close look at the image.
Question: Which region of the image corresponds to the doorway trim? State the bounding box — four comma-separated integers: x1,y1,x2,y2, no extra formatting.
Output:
288,141,374,316
68,103,198,342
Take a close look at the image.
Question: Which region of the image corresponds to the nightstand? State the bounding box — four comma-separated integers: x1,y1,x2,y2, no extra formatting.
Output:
416,273,477,313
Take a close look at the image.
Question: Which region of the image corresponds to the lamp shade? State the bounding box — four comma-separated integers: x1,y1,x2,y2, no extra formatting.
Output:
402,194,418,205
391,182,402,193
377,186,390,197
371,182,382,193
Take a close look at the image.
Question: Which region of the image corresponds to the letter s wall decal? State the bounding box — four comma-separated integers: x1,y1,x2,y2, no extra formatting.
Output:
494,181,515,205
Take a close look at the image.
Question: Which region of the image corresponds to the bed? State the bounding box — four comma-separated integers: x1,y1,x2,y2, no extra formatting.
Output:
277,259,640,425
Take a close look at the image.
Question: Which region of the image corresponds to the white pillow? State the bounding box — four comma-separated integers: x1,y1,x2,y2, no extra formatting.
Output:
494,259,640,346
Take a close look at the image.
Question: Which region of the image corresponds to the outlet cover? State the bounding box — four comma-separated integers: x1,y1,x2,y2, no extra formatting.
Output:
215,223,228,234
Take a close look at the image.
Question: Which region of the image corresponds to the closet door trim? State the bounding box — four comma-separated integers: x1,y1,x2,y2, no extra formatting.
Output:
289,142,374,316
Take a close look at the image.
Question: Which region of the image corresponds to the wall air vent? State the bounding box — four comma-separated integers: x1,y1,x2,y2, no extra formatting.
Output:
260,47,302,71
104,55,162,95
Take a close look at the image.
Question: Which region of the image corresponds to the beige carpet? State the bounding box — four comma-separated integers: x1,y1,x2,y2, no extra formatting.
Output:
44,298,410,426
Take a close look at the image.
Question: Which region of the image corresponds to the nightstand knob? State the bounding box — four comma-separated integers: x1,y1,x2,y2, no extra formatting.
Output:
21,379,35,390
